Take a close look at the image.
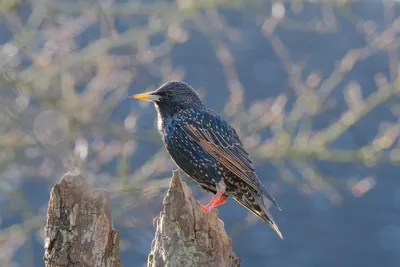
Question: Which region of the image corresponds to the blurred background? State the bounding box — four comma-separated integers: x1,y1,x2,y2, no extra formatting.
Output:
0,0,400,266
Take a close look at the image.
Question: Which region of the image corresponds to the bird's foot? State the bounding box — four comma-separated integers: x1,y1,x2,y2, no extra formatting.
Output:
200,204,212,213
199,181,227,225
200,204,224,225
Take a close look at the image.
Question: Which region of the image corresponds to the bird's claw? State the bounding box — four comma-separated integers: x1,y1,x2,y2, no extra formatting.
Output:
200,204,212,213
200,204,224,225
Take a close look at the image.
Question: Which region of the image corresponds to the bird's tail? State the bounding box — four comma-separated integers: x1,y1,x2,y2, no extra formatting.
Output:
233,190,283,240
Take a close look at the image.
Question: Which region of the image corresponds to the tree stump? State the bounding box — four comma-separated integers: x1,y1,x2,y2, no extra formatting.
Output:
44,172,122,267
43,171,240,267
148,170,240,267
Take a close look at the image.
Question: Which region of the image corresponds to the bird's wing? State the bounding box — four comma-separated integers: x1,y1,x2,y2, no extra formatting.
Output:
181,110,261,193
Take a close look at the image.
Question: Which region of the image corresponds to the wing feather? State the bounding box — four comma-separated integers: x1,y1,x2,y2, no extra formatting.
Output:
182,114,259,192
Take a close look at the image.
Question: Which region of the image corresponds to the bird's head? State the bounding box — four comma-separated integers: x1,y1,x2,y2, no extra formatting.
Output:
129,81,204,116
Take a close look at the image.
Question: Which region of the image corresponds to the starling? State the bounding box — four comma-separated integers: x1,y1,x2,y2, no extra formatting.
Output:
130,81,283,239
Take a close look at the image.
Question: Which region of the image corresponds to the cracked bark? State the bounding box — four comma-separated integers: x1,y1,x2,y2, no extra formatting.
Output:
44,173,122,267
148,170,241,267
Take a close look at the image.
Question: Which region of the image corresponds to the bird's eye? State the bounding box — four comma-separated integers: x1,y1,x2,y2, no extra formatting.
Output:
156,90,173,99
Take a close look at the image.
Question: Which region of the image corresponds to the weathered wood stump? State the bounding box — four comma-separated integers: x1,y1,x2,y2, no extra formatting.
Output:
148,170,240,267
44,171,240,267
44,172,122,267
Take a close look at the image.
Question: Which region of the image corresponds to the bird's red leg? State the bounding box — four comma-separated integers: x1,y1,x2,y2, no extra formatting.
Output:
200,191,226,213
214,195,229,207
200,180,227,215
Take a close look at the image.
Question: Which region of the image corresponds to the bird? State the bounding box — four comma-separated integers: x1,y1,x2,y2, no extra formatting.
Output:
130,81,283,239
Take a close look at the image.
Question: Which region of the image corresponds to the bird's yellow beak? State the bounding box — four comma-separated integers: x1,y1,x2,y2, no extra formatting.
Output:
129,92,160,102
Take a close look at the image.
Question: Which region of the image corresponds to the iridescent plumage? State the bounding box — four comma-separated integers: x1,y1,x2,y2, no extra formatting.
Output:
130,81,283,239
